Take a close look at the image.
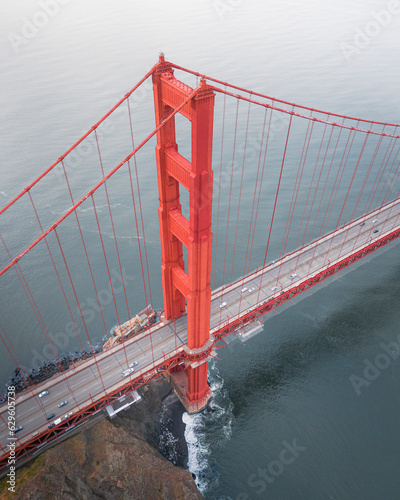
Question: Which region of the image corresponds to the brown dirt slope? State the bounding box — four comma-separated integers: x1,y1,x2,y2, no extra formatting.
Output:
0,380,202,500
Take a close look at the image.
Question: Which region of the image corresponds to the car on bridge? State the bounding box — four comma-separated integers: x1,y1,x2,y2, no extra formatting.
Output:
373,229,379,233
122,367,135,377
14,426,23,433
38,390,49,398
220,302,227,308
58,400,68,408
47,413,56,420
129,362,138,368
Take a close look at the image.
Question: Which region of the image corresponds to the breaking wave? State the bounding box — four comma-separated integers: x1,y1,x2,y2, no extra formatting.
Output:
182,361,234,497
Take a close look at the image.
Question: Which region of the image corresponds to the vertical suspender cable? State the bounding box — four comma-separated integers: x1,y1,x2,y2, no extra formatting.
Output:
1,234,63,370
336,132,370,228
307,123,334,242
127,99,153,307
91,195,132,368
127,158,148,306
376,137,399,205
281,117,312,257
317,121,344,239
62,160,109,338
91,195,121,325
53,226,108,395
382,146,400,204
243,107,268,277
27,191,88,352
300,120,328,245
263,114,293,267
238,106,268,316
127,99,152,306
364,129,397,212
257,113,293,304
95,131,130,320
0,323,36,397
324,126,358,234
247,106,274,272
350,133,384,221
0,239,82,412
231,97,251,282
293,120,316,249
222,99,240,285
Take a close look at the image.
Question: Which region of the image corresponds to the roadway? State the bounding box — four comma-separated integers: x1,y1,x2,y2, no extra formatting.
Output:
211,198,400,329
1,198,400,457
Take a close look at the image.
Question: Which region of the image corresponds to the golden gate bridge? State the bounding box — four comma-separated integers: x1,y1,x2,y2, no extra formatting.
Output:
1,55,400,471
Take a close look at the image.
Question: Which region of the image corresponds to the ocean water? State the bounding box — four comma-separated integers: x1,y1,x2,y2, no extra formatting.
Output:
2,1,400,498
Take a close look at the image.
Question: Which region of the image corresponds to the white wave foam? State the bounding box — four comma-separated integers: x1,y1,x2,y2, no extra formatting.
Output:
182,361,235,496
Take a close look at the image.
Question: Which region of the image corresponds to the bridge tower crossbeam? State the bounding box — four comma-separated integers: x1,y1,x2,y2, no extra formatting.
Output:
152,55,215,413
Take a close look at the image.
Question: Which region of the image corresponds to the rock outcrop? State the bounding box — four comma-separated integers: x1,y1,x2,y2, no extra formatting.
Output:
0,379,202,500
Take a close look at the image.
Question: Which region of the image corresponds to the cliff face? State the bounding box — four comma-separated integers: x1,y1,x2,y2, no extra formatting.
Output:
0,379,202,500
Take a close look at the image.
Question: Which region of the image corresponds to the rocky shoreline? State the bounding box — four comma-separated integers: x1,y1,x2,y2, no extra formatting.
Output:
0,378,203,499
3,351,99,400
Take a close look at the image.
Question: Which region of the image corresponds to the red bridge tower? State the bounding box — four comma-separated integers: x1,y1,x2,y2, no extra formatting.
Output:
152,55,215,413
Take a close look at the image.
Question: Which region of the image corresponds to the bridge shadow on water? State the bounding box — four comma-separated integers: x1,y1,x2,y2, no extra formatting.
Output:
218,245,400,417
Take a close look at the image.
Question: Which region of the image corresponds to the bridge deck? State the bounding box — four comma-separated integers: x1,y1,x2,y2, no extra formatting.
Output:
211,198,400,332
1,198,400,458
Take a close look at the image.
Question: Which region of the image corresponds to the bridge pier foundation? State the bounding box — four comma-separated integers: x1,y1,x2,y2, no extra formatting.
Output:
164,363,213,414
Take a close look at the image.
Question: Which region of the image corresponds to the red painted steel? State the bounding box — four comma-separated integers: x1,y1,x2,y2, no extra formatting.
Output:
2,219,400,471
3,57,400,468
0,64,160,218
210,87,400,139
170,62,400,129
152,55,215,406
213,225,400,341
0,353,185,472
0,88,197,279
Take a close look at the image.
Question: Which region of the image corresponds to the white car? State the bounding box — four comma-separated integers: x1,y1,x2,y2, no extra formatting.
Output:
129,362,138,368
38,390,49,398
122,367,135,378
248,287,255,292
241,287,248,293
289,274,298,279
271,286,278,291
220,302,227,308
